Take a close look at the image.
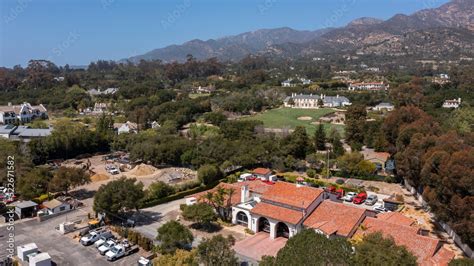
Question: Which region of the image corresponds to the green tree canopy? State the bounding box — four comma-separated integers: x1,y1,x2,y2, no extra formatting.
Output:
93,177,144,216
314,123,326,151
353,232,417,266
337,152,376,177
153,249,198,266
49,166,90,194
17,167,52,200
197,164,222,185
284,126,309,159
146,181,175,200
157,220,194,254
345,105,367,150
181,203,217,228
197,235,237,266
260,229,353,266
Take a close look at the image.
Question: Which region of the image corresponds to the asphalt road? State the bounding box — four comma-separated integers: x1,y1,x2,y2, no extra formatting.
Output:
133,198,186,240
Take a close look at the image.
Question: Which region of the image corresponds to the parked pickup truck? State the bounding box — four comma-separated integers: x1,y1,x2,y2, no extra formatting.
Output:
98,240,117,255
94,232,114,248
105,240,139,261
80,229,108,246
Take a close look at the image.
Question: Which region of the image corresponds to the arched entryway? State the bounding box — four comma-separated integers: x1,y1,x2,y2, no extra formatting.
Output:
236,211,249,226
276,222,289,238
257,217,270,233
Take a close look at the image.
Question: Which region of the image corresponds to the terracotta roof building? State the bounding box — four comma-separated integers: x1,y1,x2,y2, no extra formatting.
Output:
303,200,367,238
376,212,416,227
353,217,455,265
260,182,324,209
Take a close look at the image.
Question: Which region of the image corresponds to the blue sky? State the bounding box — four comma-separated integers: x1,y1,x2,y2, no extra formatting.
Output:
0,0,449,67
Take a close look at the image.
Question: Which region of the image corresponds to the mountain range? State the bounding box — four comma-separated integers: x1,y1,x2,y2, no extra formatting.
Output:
127,0,474,63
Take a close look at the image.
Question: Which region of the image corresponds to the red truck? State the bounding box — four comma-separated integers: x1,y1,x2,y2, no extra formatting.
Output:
353,192,367,204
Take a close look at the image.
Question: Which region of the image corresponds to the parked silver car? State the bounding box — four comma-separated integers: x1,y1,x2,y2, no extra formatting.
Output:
365,194,378,206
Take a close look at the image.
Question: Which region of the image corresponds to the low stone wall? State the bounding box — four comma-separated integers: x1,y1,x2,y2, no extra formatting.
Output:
37,208,75,222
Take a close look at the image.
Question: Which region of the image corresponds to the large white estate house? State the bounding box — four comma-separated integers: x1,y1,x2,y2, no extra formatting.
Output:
284,93,351,109
0,102,48,124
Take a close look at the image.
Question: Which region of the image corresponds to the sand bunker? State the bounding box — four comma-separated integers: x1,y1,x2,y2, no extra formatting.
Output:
128,164,158,176
91,174,109,182
297,116,312,121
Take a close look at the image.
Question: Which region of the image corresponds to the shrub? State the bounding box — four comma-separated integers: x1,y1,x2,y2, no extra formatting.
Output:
306,169,316,178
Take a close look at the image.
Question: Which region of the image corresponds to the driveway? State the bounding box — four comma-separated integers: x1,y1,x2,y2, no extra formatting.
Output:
133,198,186,240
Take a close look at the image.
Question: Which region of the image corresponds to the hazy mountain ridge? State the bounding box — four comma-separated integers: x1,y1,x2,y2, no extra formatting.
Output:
127,27,332,63
127,0,474,63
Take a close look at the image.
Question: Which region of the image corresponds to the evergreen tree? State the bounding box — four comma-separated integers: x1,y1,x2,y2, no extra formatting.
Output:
353,232,417,266
314,123,326,151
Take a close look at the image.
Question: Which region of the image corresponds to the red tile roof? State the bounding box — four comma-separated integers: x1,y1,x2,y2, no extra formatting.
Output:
252,168,272,176
251,202,305,225
233,232,287,261
261,182,324,209
354,217,441,265
303,200,366,237
377,212,415,227
187,180,273,206
423,247,455,266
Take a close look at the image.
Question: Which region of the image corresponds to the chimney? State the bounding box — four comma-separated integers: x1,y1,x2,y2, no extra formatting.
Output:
458,98,461,103
8,102,12,106
241,185,249,203
336,94,339,98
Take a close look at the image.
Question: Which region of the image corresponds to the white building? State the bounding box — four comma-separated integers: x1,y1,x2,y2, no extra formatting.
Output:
348,82,388,91
87,88,119,96
40,199,72,215
93,103,110,113
114,121,138,134
281,77,312,87
442,98,461,108
0,102,48,124
284,93,351,109
373,102,395,112
189,179,325,240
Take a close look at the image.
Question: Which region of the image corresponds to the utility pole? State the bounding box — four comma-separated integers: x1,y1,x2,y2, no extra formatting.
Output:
326,147,330,179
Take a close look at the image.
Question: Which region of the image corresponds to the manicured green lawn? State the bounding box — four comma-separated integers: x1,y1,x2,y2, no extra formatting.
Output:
241,107,345,135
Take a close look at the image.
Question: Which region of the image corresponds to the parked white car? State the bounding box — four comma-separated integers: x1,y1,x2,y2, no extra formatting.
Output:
342,192,357,202
373,203,389,213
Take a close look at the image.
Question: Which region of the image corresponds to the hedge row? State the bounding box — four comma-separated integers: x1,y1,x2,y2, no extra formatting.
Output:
282,175,361,193
139,180,221,209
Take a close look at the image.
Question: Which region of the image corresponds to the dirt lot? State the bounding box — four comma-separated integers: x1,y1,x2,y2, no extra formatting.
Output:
63,154,197,192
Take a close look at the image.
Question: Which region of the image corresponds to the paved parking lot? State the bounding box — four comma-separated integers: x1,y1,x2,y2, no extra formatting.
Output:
0,210,140,265
340,192,391,211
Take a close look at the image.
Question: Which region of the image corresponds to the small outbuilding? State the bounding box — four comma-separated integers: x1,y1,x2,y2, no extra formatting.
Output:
12,201,38,219
252,168,272,180
41,199,71,215
29,252,52,266
17,243,38,261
